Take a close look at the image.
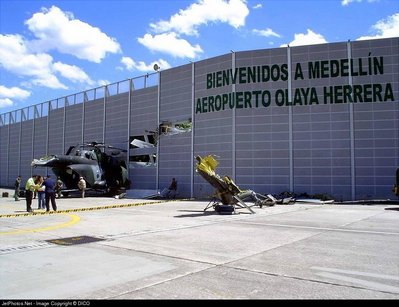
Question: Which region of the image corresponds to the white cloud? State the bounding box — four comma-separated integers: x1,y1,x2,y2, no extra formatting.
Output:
32,74,69,89
0,6,121,95
97,80,110,86
357,13,399,40
150,0,249,36
25,6,121,63
0,85,31,100
0,85,31,109
53,62,94,85
253,4,262,9
0,34,67,89
0,98,13,108
121,57,171,72
138,33,203,59
0,33,97,90
139,0,249,59
341,0,361,5
281,29,328,47
341,0,379,6
252,28,281,38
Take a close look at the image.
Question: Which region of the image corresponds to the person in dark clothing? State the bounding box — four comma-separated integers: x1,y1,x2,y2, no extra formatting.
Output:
394,168,399,197
43,175,57,211
169,178,177,192
160,178,178,199
14,175,21,201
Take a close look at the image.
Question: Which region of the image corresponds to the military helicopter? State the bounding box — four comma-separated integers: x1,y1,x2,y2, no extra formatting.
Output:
31,141,130,197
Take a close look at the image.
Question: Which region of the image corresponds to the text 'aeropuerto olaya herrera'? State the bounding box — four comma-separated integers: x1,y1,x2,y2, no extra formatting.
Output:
195,56,396,114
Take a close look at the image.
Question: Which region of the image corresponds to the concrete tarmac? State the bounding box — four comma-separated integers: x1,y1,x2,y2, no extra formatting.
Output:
1,188,399,300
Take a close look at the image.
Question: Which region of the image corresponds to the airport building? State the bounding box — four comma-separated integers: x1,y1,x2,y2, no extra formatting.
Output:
1,37,398,201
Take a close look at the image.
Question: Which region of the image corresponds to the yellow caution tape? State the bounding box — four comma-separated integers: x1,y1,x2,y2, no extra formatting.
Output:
0,198,190,218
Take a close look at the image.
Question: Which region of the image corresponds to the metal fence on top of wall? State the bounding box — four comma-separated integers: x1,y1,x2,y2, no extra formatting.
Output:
0,73,159,187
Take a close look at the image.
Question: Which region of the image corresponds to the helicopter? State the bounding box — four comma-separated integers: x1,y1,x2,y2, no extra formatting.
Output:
31,141,130,197
195,154,276,214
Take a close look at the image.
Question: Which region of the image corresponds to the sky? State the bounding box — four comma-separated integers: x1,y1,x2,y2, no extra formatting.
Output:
0,0,398,114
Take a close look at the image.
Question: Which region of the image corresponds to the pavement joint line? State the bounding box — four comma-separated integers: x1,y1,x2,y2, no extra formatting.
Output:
106,265,218,300
0,198,189,218
233,220,399,236
107,238,397,299
223,266,399,296
0,241,56,255
108,231,399,298
103,233,399,298
0,214,248,255
96,211,277,240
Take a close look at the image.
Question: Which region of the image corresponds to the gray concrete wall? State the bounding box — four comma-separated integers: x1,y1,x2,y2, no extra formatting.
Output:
0,38,398,200
159,64,193,196
193,54,234,198
129,87,158,190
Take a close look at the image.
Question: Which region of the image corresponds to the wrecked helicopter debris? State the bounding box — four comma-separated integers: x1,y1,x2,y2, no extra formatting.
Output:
195,154,276,214
31,141,130,197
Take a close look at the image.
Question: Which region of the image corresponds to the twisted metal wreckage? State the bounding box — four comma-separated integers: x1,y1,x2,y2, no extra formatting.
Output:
195,155,276,214
31,142,130,197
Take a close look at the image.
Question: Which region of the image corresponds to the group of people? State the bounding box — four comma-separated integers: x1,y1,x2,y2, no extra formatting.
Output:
14,174,87,213
14,174,176,212
22,174,59,212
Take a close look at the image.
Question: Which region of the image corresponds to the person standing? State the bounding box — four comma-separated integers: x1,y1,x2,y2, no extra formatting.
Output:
160,177,178,199
394,168,399,197
168,178,177,199
55,177,63,198
36,176,46,209
13,175,21,201
25,175,38,212
78,177,86,198
43,175,57,212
